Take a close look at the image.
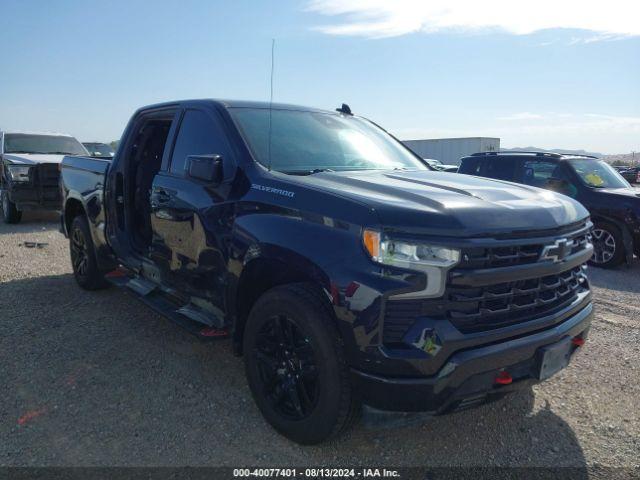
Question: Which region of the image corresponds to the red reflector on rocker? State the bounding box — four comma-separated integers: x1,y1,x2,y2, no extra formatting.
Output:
495,371,513,385
571,337,585,346
199,327,228,337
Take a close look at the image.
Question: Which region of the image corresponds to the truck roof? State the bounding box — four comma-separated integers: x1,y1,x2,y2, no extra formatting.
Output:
1,130,77,137
467,151,599,160
137,98,336,114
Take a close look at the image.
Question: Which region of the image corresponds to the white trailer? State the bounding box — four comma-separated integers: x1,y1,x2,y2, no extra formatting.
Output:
402,137,500,166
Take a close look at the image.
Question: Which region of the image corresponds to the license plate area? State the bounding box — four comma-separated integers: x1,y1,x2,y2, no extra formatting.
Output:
536,337,573,380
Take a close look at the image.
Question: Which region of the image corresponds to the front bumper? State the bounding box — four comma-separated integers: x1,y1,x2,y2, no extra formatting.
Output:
3,163,61,210
351,301,593,412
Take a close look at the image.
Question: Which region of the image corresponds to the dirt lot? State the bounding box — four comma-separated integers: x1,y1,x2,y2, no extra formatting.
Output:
1,212,639,468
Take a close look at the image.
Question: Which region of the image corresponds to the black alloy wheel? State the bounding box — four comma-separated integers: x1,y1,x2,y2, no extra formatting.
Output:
252,314,319,420
70,226,90,277
69,215,110,290
243,283,360,444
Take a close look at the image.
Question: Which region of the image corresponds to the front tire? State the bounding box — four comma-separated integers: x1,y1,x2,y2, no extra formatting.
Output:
69,215,109,290
1,191,22,224
590,221,625,268
243,283,360,444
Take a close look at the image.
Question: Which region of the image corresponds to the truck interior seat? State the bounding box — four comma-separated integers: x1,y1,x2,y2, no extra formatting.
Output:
130,120,171,251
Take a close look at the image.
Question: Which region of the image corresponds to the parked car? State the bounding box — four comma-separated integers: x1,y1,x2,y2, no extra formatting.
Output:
0,131,88,223
60,100,593,444
424,158,458,172
459,151,640,267
82,142,115,158
619,166,639,184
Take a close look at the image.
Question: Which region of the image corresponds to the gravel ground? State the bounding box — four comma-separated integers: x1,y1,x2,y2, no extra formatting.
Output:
1,211,639,468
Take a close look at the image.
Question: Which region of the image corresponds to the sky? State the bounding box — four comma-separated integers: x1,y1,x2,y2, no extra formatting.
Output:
0,0,638,154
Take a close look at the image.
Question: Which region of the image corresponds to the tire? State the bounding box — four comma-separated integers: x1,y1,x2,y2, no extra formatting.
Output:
590,221,625,268
1,191,22,224
243,283,360,444
69,215,110,290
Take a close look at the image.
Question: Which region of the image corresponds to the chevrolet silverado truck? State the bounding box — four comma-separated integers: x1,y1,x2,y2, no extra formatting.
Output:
1,131,88,223
60,99,594,444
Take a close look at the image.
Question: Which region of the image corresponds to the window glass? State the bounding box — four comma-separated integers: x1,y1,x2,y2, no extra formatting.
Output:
482,159,518,181
170,110,227,175
520,160,560,188
4,134,87,155
458,158,482,175
567,159,630,189
229,108,427,173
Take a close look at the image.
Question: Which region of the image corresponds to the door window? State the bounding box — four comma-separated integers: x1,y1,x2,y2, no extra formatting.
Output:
482,158,518,181
520,160,561,188
169,110,230,176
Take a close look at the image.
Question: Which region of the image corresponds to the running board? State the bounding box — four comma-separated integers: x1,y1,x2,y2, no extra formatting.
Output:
105,268,228,340
126,276,157,296
177,303,224,328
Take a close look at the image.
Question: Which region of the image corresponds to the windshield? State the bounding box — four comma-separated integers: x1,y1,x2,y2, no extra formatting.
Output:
229,108,428,174
84,143,114,156
4,134,88,155
568,158,631,189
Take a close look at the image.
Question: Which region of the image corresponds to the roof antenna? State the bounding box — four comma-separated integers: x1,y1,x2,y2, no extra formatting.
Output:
336,103,352,115
267,38,275,171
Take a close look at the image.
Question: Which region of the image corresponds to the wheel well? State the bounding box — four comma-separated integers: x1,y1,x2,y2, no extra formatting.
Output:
232,257,328,354
64,199,85,233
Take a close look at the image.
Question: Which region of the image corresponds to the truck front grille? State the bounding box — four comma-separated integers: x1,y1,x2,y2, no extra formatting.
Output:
382,225,592,345
458,230,591,269
34,163,60,186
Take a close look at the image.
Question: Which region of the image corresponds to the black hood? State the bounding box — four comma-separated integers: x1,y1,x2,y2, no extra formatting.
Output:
293,170,589,236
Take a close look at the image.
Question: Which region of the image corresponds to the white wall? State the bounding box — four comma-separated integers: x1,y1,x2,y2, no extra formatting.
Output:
403,137,500,165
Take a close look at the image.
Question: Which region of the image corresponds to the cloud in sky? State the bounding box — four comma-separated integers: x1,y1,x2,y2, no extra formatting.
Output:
307,0,640,39
498,112,544,121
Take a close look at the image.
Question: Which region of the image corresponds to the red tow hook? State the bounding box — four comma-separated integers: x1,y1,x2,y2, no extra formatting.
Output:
572,336,585,347
494,371,513,385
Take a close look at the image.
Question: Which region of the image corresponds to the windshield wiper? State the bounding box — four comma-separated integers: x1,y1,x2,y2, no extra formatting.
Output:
282,168,335,176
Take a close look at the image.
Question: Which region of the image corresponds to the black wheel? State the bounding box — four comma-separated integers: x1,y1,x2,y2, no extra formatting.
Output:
1,190,22,224
69,215,109,290
243,283,360,444
590,221,625,268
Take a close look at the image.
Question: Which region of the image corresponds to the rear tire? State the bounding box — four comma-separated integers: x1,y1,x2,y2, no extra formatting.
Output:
243,283,360,444
589,221,625,268
69,215,110,290
1,191,22,224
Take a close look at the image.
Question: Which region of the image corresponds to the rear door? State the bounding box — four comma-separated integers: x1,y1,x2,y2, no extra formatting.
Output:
149,106,237,308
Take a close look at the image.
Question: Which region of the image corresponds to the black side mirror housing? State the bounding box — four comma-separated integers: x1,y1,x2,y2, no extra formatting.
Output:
187,154,223,183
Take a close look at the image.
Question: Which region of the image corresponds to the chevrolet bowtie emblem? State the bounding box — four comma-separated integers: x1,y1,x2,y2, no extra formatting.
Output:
540,238,573,263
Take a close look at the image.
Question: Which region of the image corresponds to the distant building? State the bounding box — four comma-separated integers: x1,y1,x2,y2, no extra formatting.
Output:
402,137,500,166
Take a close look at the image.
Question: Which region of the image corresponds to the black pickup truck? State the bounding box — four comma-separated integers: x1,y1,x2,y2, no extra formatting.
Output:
60,99,594,444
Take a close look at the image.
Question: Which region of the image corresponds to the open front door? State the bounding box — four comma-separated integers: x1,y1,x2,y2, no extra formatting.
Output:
149,106,237,310
104,108,178,265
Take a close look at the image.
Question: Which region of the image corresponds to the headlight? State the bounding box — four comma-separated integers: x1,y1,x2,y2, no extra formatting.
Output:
363,229,460,298
6,165,31,182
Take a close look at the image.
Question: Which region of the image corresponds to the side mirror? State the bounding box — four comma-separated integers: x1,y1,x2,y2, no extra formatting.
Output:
187,154,223,183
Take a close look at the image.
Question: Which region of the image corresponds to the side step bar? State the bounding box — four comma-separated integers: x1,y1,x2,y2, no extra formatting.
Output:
105,268,228,340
